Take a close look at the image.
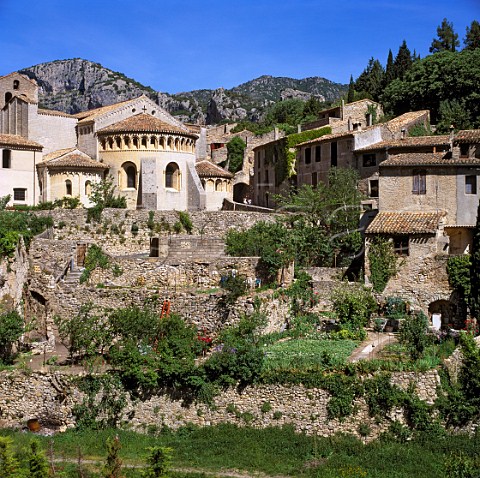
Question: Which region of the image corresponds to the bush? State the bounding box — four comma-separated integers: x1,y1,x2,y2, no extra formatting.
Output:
178,211,193,234
0,310,23,363
398,312,430,360
226,136,246,173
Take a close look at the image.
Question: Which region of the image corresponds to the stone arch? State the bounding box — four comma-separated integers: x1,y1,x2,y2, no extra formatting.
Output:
159,136,166,149
165,162,180,190
174,138,180,150
167,137,174,150
5,92,12,104
215,179,223,191
428,299,455,328
85,180,92,196
141,136,148,149
150,135,157,148
108,137,114,150
121,161,137,189
133,136,139,149
115,136,122,149
65,179,72,196
124,135,131,149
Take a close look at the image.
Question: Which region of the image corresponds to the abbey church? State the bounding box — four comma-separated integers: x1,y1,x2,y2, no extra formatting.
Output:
0,72,233,210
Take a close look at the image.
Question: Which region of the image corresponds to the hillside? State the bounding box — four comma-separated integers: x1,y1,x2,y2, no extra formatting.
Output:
17,59,346,125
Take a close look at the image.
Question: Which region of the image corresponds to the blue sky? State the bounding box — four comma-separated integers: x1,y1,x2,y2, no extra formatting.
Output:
0,0,478,94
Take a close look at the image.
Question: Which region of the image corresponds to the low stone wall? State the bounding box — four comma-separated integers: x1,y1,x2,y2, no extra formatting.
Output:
0,369,441,439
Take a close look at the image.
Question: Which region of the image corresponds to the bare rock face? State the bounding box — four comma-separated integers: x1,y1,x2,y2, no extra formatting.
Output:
206,88,248,125
280,88,325,102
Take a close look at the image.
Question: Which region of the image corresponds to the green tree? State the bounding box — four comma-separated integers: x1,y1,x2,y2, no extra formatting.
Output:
437,99,472,132
398,312,430,361
302,96,324,121
264,99,304,128
142,446,173,478
226,136,246,173
464,20,480,50
0,310,23,363
470,198,480,319
102,436,124,478
355,58,384,101
88,176,127,222
0,437,21,478
347,75,355,103
384,49,395,86
393,40,413,79
430,18,460,53
27,441,49,478
368,237,397,293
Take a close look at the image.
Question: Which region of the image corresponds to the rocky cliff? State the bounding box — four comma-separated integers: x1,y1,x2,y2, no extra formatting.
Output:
18,59,347,125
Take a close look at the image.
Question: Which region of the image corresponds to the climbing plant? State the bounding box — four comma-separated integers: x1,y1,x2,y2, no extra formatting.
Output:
368,237,398,292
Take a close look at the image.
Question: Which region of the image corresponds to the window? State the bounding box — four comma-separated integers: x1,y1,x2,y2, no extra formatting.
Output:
369,179,379,198
362,154,376,167
13,188,26,201
465,175,477,195
331,142,338,167
393,236,409,256
85,181,92,196
315,145,321,162
412,169,426,195
5,92,12,104
13,80,19,90
460,144,469,158
305,147,311,164
126,166,136,188
165,162,180,190
2,149,11,168
65,180,72,196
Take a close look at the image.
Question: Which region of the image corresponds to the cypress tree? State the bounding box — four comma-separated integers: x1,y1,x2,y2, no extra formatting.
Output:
347,75,355,103
384,49,395,85
469,199,480,319
393,40,413,80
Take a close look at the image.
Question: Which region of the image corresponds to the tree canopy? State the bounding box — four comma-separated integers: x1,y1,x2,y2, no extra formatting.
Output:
430,18,460,53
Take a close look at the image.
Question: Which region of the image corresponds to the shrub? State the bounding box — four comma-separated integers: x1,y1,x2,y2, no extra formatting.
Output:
398,312,430,360
178,211,193,234
368,237,397,292
0,310,23,363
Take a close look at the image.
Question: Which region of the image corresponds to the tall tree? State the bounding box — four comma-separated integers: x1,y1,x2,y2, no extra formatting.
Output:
430,18,460,53
347,75,355,103
393,40,413,79
384,49,395,86
470,198,480,319
464,20,480,50
354,58,384,101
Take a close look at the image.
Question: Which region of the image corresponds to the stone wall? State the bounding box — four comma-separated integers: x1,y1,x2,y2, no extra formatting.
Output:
0,369,441,440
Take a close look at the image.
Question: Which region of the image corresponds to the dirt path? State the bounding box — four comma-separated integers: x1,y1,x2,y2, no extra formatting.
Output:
348,331,397,362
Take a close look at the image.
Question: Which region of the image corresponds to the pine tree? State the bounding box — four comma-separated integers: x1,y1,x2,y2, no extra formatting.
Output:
430,18,460,53
354,58,384,101
103,436,124,478
0,437,21,478
28,441,49,478
393,40,413,80
142,446,173,478
469,198,480,319
464,20,480,51
347,75,355,103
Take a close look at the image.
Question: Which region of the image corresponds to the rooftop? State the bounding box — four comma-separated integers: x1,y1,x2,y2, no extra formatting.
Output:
38,148,107,170
195,160,233,178
455,129,480,144
73,97,139,123
38,108,76,119
355,135,450,153
97,113,195,136
366,211,445,234
0,133,42,150
380,152,480,167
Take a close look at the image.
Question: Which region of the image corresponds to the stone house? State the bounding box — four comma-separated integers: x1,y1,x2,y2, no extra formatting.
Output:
0,72,233,211
364,129,480,325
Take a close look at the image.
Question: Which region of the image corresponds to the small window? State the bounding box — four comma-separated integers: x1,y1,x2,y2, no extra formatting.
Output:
412,169,426,195
165,162,180,190
369,179,379,198
5,92,12,104
460,144,469,158
305,147,311,164
13,188,26,201
85,180,92,196
393,236,409,256
65,180,72,196
126,166,136,188
2,149,11,168
362,154,376,167
13,80,19,90
465,175,477,195
331,142,338,167
315,145,321,162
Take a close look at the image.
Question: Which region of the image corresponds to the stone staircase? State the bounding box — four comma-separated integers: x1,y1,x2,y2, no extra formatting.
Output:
62,267,83,285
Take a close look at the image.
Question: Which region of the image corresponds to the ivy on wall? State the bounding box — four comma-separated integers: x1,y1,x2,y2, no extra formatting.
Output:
368,237,398,293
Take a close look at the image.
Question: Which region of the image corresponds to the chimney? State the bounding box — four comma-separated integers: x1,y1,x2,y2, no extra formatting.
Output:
401,128,406,140
348,117,352,132
341,99,345,120
297,124,302,134
449,124,455,151
274,126,279,140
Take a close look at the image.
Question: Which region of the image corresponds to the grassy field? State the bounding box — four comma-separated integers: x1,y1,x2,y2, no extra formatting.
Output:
2,424,479,477
263,338,358,371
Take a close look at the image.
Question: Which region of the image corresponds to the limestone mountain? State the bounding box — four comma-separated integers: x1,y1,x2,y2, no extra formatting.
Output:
17,59,346,125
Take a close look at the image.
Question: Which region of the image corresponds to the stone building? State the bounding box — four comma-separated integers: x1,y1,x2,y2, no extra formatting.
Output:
364,129,480,325
0,72,233,210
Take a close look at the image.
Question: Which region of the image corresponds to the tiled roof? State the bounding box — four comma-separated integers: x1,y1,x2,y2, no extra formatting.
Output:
384,110,429,130
297,131,354,147
38,108,76,118
97,113,194,136
38,148,107,170
355,135,450,152
195,160,233,178
73,97,138,122
366,211,445,234
455,130,480,143
0,134,43,150
380,152,480,167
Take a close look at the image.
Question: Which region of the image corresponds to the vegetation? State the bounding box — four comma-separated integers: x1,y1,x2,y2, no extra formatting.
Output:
368,237,398,293
398,312,430,361
225,136,246,173
88,176,127,223
79,244,110,283
0,310,24,364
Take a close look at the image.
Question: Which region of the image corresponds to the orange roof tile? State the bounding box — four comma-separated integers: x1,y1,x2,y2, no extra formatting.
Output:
380,152,480,167
455,130,480,143
355,135,450,152
366,211,445,234
0,134,43,150
38,148,107,170
38,108,76,118
195,160,233,178
73,97,139,122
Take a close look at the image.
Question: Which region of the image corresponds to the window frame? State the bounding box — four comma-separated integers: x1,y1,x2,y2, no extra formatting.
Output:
412,169,426,195
13,188,27,201
465,175,477,195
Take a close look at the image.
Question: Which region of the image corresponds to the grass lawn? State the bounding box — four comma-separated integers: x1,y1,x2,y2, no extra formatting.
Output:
263,338,358,371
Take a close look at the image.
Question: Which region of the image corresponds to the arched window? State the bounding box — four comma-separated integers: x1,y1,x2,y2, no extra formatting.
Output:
2,149,11,168
65,180,72,196
122,162,137,189
165,163,180,190
85,181,92,196
13,80,19,90
215,179,222,191
5,92,12,104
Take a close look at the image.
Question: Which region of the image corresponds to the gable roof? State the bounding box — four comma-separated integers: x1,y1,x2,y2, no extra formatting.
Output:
37,148,107,170
38,108,77,119
0,134,43,150
97,113,195,136
366,211,445,234
455,130,480,144
380,152,480,167
0,72,38,87
297,131,355,147
195,160,233,178
73,97,138,122
355,135,450,153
